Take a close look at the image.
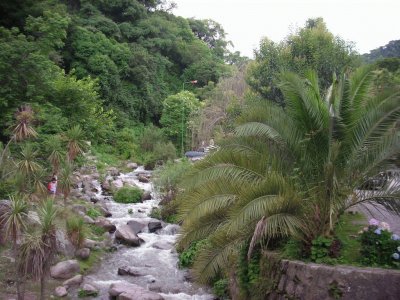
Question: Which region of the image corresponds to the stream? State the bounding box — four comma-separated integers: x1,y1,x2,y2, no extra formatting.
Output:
83,167,215,300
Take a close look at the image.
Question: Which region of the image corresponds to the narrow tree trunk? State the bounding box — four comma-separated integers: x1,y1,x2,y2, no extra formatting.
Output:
40,275,45,300
14,240,23,300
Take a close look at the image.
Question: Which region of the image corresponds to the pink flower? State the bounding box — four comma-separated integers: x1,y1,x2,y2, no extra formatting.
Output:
369,218,379,226
380,222,390,231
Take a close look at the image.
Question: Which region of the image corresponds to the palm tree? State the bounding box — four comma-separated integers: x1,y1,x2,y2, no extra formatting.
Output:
19,199,58,300
176,66,400,283
0,195,28,300
64,125,86,162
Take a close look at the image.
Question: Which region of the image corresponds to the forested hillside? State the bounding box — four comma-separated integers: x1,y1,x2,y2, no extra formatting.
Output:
0,0,235,145
363,39,400,63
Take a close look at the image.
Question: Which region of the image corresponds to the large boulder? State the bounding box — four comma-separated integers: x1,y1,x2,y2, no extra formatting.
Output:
55,230,75,257
50,260,80,279
109,282,164,300
62,274,83,288
115,225,144,247
94,216,116,233
127,219,147,234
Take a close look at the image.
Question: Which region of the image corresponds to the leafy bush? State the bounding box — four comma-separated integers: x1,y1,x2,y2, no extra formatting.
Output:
66,216,87,248
87,207,102,219
310,236,341,263
179,240,207,268
213,278,229,299
153,159,192,195
359,219,400,267
113,187,143,204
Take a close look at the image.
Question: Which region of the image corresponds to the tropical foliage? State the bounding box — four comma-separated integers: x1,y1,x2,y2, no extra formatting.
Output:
176,66,400,283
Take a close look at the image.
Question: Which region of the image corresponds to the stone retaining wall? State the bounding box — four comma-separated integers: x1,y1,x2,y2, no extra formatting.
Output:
268,260,400,300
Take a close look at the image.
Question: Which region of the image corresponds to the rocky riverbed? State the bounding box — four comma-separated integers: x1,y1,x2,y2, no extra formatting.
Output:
53,164,215,299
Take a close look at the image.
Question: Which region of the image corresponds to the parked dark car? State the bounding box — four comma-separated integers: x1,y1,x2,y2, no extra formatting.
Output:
359,172,388,190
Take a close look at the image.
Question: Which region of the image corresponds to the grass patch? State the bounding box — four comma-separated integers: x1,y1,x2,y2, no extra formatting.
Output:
87,224,106,241
334,212,366,265
78,249,103,274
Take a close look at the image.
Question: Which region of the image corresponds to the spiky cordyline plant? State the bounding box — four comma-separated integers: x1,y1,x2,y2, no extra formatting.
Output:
20,198,59,300
0,195,28,299
176,66,400,283
64,125,86,161
45,135,65,173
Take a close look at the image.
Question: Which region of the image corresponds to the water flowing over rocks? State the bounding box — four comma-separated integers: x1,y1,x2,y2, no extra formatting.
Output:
109,282,164,300
80,166,215,299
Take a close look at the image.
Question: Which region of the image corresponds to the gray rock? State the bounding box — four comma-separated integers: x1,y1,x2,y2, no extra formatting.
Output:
83,215,95,224
50,260,80,279
81,284,98,296
148,221,162,233
107,167,120,176
111,178,124,189
94,216,116,233
115,225,144,247
72,205,87,215
62,274,83,288
141,191,152,201
26,211,40,226
109,282,164,300
101,179,112,192
54,286,68,297
75,248,90,260
138,175,150,183
55,230,75,257
95,202,112,217
127,162,138,169
151,241,173,250
117,266,145,276
83,238,100,249
127,219,147,234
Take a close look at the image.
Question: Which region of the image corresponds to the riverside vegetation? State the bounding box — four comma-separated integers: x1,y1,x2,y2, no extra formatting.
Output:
1,0,400,299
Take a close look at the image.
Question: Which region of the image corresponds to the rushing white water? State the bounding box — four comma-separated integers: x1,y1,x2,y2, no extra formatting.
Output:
84,167,215,300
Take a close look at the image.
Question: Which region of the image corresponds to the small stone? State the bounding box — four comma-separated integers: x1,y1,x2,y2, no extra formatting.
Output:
55,286,68,297
75,248,90,260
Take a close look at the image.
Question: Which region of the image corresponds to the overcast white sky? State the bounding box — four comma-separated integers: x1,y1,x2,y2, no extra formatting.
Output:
172,0,399,58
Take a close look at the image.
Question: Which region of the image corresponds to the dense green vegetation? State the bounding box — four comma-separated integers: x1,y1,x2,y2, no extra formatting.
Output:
1,0,400,299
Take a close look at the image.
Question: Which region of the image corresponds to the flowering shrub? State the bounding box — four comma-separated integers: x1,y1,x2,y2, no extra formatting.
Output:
359,219,400,268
